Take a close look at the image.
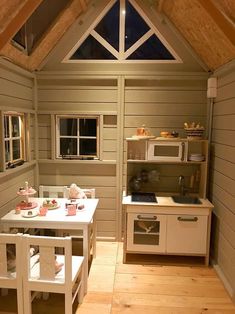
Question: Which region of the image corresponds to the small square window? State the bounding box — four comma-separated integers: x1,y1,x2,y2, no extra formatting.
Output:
56,116,99,159
4,113,25,167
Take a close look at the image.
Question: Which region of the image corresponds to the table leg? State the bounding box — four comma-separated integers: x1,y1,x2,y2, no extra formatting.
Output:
83,227,88,294
92,214,97,258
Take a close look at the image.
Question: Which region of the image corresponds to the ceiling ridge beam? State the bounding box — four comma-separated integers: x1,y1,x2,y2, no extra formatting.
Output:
0,0,43,51
197,0,235,46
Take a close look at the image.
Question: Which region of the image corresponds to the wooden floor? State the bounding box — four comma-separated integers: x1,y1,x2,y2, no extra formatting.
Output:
1,241,235,313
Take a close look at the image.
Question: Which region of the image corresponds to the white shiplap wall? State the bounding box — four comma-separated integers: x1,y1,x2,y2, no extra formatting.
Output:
0,60,37,217
36,74,209,240
37,77,118,239
210,61,235,299
123,76,208,195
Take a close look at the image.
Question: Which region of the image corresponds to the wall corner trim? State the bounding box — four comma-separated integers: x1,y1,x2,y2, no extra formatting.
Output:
0,57,35,78
214,59,235,77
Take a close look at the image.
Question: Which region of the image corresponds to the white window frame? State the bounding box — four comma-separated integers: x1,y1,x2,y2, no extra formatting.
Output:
63,0,182,64
4,112,25,167
56,115,99,159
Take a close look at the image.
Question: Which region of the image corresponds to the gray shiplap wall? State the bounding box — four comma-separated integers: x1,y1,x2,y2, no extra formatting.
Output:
123,77,208,195
37,77,118,239
37,74,208,239
210,62,235,299
0,60,37,217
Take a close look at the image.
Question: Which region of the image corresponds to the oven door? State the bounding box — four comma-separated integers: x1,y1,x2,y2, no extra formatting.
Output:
147,141,185,162
126,213,166,253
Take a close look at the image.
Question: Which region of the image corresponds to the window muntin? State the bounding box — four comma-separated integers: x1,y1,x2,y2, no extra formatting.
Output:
4,113,24,165
57,116,98,159
95,1,120,51
125,0,150,51
127,34,174,60
71,35,117,60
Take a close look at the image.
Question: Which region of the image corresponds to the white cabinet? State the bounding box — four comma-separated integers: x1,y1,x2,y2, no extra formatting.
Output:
126,213,167,253
123,202,212,265
123,137,213,265
166,214,208,254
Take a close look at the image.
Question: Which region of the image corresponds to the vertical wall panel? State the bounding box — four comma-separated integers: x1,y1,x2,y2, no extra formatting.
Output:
123,77,208,197
210,64,235,298
0,61,37,218
37,77,118,239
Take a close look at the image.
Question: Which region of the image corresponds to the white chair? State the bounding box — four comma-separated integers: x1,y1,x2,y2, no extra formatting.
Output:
39,185,67,198
22,234,84,314
64,186,95,199
0,233,23,314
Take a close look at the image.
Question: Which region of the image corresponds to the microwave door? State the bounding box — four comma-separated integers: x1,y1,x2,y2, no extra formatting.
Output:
148,141,184,161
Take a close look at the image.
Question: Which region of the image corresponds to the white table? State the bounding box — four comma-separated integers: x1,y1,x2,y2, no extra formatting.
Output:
0,197,99,293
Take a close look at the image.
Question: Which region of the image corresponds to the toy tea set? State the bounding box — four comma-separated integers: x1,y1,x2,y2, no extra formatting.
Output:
65,183,86,215
16,181,37,211
16,182,85,217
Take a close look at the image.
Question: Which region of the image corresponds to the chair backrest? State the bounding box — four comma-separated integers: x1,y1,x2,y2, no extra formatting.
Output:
0,233,23,314
22,234,84,313
0,233,22,279
81,188,96,199
39,185,67,198
64,187,95,199
22,234,72,283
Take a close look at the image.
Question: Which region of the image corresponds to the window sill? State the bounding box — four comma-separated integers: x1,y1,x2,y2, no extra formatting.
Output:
0,160,37,179
38,159,116,165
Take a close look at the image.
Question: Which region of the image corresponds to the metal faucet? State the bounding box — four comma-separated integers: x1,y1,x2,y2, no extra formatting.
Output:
178,175,187,196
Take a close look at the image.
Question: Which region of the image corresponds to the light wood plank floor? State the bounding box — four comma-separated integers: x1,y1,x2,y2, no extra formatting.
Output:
1,242,235,313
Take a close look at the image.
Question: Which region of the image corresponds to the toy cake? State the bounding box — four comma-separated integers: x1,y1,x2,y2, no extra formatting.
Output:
42,199,59,209
16,181,37,210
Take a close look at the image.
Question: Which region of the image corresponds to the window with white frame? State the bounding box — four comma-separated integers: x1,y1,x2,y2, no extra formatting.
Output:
64,0,181,63
56,115,99,159
4,113,25,167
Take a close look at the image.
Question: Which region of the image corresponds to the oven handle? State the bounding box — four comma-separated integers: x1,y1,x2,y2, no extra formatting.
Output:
137,215,157,220
177,216,198,222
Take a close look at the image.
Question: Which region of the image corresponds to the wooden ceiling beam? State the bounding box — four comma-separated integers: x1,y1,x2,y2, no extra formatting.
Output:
197,0,235,46
0,0,43,51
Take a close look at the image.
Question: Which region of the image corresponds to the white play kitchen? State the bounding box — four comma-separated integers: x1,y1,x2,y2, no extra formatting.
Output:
122,125,214,266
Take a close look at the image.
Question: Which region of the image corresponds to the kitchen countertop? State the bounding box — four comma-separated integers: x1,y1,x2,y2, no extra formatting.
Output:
122,195,214,208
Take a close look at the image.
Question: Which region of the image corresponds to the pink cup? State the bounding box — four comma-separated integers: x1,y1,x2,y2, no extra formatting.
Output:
39,206,48,216
67,204,77,216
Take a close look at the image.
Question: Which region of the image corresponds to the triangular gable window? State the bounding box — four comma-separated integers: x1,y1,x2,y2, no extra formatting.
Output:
64,0,181,63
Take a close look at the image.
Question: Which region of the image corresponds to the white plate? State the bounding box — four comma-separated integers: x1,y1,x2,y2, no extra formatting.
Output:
132,135,156,139
189,157,205,161
190,154,203,157
22,210,38,218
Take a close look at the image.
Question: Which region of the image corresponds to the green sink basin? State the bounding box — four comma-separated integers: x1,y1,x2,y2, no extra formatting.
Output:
171,195,202,204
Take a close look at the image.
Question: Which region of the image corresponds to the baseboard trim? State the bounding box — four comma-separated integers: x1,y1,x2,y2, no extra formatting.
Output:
212,261,234,300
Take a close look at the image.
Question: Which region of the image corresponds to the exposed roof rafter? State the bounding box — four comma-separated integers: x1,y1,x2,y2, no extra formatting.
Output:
0,0,88,71
0,0,43,51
